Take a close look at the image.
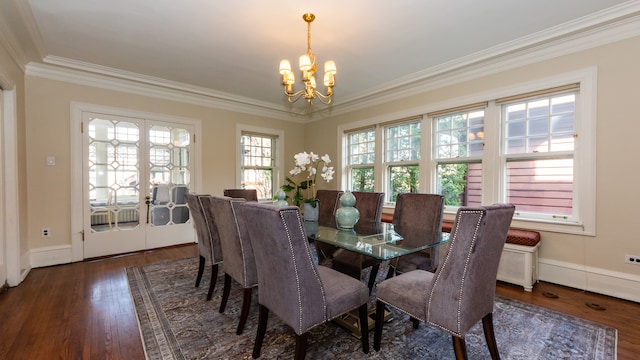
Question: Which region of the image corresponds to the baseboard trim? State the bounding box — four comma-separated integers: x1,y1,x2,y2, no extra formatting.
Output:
539,258,640,303
19,266,31,284
26,245,640,303
30,245,73,268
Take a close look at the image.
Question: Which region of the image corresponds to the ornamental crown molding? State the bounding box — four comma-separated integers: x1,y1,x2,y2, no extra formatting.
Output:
23,3,640,123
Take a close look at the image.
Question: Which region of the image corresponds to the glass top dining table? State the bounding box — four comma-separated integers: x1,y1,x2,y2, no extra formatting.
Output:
305,219,449,261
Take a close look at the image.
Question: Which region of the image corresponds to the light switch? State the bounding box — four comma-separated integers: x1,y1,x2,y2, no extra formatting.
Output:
46,156,56,166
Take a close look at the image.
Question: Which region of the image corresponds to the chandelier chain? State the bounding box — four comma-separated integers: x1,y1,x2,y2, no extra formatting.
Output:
307,20,312,56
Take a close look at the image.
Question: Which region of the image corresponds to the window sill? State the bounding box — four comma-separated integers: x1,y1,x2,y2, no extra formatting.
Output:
443,211,593,236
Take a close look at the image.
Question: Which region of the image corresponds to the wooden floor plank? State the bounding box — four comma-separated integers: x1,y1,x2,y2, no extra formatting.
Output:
1,243,638,359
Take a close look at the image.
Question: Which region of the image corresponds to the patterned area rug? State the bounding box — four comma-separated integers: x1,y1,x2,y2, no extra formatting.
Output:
126,257,617,359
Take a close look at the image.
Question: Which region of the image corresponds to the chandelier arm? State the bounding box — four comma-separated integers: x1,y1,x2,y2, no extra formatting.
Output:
285,89,306,103
313,90,333,105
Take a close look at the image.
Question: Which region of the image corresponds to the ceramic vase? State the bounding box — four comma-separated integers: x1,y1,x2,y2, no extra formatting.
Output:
273,188,289,207
335,190,360,229
303,200,319,221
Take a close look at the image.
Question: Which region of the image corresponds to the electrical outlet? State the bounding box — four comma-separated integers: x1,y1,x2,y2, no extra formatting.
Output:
624,254,640,265
41,228,50,238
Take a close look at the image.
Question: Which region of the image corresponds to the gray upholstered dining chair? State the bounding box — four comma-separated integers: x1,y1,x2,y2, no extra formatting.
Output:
201,195,258,335
241,202,370,359
373,204,515,360
223,188,258,202
185,193,223,301
330,191,385,292
315,189,343,225
313,189,343,262
385,193,444,278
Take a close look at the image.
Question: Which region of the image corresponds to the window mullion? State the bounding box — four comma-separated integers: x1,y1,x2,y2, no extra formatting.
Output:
420,116,431,193
482,102,501,205
374,125,384,193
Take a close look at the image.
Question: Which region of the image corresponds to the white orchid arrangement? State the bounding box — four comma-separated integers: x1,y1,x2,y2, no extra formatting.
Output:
281,152,335,206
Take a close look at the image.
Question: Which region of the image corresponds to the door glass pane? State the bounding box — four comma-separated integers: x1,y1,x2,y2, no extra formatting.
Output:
149,124,191,226
88,118,140,232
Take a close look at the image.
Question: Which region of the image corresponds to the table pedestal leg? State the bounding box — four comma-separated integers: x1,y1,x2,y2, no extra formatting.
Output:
332,306,392,339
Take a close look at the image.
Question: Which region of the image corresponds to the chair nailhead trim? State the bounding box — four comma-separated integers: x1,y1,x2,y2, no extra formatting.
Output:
426,210,484,337
279,209,327,334
230,199,253,286
198,195,224,265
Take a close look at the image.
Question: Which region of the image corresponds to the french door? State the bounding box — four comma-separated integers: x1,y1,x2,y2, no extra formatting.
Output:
83,112,195,258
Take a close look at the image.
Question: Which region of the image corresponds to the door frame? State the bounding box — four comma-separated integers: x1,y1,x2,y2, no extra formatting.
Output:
2,87,23,286
70,102,202,261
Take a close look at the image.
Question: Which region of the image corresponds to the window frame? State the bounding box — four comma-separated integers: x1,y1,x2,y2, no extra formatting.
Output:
383,119,422,202
338,68,596,235
499,89,578,223
432,107,487,209
345,127,376,192
236,125,284,201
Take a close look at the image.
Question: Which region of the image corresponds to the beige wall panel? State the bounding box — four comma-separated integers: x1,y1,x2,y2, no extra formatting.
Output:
302,117,342,191
24,76,303,249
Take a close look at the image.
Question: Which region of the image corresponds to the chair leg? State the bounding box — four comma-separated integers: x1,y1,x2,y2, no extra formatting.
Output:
358,304,370,354
385,264,396,280
367,264,380,294
252,305,269,359
452,336,469,360
410,317,420,329
219,273,232,312
294,333,308,360
482,313,501,360
206,264,218,301
236,287,253,335
195,255,205,287
373,300,386,351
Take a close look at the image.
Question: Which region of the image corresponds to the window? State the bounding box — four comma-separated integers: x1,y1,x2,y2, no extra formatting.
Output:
433,107,485,207
339,70,595,234
240,133,275,200
384,120,421,202
501,90,577,219
346,128,375,192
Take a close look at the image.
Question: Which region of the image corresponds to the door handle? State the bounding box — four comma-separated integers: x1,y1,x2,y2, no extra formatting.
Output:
145,195,151,223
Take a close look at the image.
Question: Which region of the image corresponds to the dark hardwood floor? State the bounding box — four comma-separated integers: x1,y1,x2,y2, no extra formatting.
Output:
1,243,638,359
496,278,640,360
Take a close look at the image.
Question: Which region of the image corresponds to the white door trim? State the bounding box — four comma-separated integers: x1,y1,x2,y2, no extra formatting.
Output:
0,87,4,287
70,102,202,261
2,89,24,286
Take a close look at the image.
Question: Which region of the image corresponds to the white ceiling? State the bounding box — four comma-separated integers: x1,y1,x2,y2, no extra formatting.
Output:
4,0,639,118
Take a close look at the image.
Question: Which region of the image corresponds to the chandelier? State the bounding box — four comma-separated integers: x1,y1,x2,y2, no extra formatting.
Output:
279,13,336,105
